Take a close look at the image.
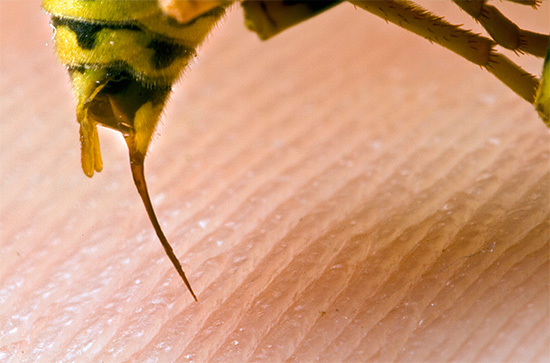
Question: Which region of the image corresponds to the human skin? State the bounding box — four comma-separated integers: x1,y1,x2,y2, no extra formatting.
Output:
1,1,548,362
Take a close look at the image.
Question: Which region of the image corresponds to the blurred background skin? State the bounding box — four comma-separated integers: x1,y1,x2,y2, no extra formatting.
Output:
1,1,548,362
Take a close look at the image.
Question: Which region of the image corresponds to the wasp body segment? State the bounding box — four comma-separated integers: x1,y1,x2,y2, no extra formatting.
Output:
43,0,227,176
44,0,230,300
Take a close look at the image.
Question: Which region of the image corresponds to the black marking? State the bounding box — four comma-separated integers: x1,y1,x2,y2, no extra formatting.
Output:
281,0,341,13
147,39,194,69
101,68,171,96
87,70,170,133
68,60,176,88
68,64,87,74
260,2,276,27
53,16,195,70
52,16,142,49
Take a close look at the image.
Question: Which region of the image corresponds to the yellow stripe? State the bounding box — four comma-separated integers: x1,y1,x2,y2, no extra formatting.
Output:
54,26,192,85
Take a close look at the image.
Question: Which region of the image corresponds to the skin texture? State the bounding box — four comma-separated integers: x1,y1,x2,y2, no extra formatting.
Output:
1,1,548,362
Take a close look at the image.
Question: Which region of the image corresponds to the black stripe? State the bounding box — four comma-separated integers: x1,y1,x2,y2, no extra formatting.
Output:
52,16,142,49
54,16,195,70
147,39,194,69
281,0,340,12
68,61,178,87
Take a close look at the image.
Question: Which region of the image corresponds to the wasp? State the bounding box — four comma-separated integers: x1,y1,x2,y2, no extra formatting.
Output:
43,0,549,301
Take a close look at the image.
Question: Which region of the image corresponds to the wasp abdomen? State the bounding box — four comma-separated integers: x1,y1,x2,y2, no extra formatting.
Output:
43,1,229,300
43,0,228,174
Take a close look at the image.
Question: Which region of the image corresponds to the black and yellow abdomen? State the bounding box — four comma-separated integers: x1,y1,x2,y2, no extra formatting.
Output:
43,0,229,300
43,0,227,176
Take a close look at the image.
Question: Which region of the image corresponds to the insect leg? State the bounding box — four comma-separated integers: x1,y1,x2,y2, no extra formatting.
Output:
242,0,342,40
349,0,543,116
452,0,548,58
535,38,549,125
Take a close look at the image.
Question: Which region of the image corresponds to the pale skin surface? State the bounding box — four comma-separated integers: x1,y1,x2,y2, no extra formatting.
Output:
1,1,549,362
